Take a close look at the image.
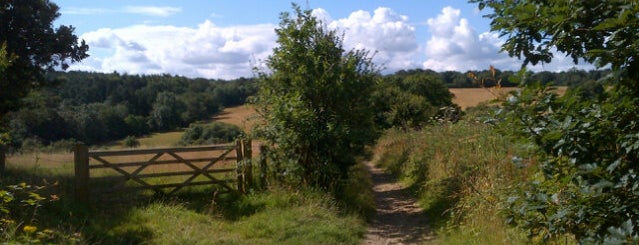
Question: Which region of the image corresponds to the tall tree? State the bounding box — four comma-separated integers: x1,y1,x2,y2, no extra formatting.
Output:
0,0,89,115
255,4,378,188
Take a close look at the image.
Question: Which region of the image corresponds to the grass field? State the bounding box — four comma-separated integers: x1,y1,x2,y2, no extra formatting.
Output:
450,86,567,110
211,104,258,132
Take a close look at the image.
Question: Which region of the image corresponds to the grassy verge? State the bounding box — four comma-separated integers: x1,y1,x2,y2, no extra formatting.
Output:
372,114,532,244
2,155,370,244
93,188,366,244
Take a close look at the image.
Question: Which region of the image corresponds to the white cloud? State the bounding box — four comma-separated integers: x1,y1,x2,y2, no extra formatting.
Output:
62,6,181,17
69,6,597,80
62,7,111,15
73,21,277,79
422,6,513,71
422,6,596,72
311,8,333,23
123,6,182,17
326,7,419,71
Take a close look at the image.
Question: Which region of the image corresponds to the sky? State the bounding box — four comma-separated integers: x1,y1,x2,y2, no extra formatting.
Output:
53,0,596,80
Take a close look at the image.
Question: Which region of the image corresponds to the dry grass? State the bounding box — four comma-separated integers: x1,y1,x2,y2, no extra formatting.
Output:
212,104,265,156
5,152,75,176
212,104,259,132
450,86,567,110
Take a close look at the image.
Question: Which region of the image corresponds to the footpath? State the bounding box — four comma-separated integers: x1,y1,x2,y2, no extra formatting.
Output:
362,162,434,244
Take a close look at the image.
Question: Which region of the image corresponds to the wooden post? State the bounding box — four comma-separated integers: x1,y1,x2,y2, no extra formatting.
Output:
0,146,5,177
235,139,244,193
259,145,268,188
74,144,90,204
244,139,252,189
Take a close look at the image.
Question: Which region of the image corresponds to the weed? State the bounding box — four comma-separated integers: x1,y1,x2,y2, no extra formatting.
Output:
373,113,532,243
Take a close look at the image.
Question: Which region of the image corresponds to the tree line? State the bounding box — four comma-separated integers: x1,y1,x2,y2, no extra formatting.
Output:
2,67,605,152
402,67,610,88
3,72,256,150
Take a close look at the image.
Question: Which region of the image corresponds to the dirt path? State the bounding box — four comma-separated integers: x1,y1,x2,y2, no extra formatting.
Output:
362,161,434,245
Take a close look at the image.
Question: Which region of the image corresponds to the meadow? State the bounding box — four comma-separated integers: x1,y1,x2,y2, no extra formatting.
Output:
2,102,370,244
2,87,556,243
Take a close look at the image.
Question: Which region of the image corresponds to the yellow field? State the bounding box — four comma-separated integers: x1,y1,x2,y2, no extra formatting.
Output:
211,104,258,132
450,86,567,110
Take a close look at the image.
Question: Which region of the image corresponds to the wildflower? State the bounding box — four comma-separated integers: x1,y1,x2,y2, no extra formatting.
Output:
1,218,15,225
23,225,37,233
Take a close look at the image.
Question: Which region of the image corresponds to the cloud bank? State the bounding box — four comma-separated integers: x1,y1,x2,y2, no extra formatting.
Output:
70,6,593,79
77,22,277,79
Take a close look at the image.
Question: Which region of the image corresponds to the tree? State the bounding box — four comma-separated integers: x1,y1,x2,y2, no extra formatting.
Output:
148,92,185,131
0,0,89,115
472,0,639,87
472,0,639,242
255,4,378,188
372,73,455,129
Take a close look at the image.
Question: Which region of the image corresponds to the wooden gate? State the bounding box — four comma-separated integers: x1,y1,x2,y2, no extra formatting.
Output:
74,139,252,203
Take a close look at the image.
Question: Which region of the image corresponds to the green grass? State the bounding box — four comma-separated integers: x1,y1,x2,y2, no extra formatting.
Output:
372,115,532,244
2,153,369,244
112,130,185,149
83,188,365,244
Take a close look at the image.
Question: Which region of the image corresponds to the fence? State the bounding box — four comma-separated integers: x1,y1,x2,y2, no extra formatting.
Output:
73,139,252,203
0,147,4,176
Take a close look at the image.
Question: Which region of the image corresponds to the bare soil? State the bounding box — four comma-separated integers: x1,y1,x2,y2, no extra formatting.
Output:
363,162,434,244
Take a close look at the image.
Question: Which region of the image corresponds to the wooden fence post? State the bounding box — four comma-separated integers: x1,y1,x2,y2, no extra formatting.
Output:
235,139,245,193
244,139,252,190
259,145,267,188
74,144,90,204
0,146,5,177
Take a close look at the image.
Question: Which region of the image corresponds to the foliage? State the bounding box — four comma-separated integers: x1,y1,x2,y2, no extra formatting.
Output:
255,4,378,189
148,91,185,131
472,0,639,70
372,72,458,129
3,72,257,150
179,122,243,145
496,82,639,243
0,182,79,243
0,0,89,115
472,0,639,91
401,68,610,88
123,136,140,148
335,162,376,220
471,0,639,243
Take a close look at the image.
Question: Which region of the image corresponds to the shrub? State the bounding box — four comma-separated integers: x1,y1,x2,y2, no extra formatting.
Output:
0,182,80,243
123,136,140,148
498,81,639,243
180,122,243,145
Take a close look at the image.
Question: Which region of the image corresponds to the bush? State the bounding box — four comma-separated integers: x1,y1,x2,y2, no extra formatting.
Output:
123,136,140,148
498,81,639,243
0,182,80,243
180,122,243,145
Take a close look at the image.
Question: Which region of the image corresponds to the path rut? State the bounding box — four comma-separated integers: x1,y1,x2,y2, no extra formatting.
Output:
362,162,433,244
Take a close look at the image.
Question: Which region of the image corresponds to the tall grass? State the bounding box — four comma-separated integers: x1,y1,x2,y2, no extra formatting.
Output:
97,188,366,244
2,149,370,244
373,115,532,244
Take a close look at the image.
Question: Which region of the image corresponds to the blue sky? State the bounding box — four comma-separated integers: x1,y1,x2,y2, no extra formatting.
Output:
54,0,593,79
